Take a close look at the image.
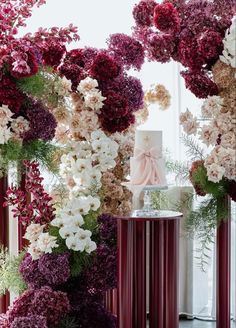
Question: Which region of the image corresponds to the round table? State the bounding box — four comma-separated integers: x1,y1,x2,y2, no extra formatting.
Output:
117,210,183,328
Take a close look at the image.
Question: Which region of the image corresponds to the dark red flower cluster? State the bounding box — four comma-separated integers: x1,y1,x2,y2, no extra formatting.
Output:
107,33,145,70
0,76,24,113
133,0,157,27
101,91,128,119
197,30,223,61
90,52,121,81
42,41,66,68
100,113,135,134
132,0,235,98
153,2,180,33
4,161,56,226
181,71,218,99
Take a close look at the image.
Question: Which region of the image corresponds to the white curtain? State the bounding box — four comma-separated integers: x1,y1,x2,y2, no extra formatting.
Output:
16,0,236,320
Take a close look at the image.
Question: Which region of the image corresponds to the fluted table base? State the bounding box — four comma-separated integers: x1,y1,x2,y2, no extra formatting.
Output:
117,211,182,328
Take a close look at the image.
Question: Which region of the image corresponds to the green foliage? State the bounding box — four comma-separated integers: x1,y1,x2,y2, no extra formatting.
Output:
192,163,227,198
0,247,27,295
70,251,92,277
83,211,99,239
0,139,60,178
48,226,68,254
16,70,48,98
16,67,61,108
181,134,204,161
50,317,79,328
166,159,190,181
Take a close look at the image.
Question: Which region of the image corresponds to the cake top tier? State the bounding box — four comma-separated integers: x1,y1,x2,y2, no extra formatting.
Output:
135,130,162,151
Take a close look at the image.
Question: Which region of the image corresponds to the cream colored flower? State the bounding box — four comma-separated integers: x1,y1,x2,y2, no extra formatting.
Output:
199,125,218,146
83,91,106,111
11,116,30,139
0,105,13,126
77,77,99,94
206,163,225,183
201,96,223,118
220,131,236,149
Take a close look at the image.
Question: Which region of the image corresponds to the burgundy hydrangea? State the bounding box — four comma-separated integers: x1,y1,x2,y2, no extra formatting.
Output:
101,75,144,112
8,287,70,325
197,30,223,61
178,37,205,70
100,113,135,134
23,99,57,141
10,315,47,328
101,91,128,119
42,41,66,68
90,53,121,81
108,33,145,70
38,253,70,285
64,49,85,67
147,33,176,62
153,2,180,33
181,71,219,99
59,62,84,90
132,0,235,98
0,76,24,113
133,0,157,27
19,254,47,289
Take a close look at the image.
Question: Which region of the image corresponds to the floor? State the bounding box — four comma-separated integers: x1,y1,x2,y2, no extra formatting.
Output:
180,319,236,327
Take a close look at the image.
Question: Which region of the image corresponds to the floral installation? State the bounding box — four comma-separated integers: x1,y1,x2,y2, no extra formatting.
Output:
0,0,79,177
176,17,236,267
132,0,236,98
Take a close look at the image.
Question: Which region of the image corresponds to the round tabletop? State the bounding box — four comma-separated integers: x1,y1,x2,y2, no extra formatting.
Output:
116,210,183,222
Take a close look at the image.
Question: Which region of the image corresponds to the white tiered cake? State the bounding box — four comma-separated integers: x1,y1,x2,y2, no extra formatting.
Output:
130,130,167,187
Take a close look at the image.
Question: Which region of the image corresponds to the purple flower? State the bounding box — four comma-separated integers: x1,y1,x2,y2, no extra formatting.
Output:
107,33,145,70
8,287,70,325
30,287,70,324
83,244,117,293
38,253,70,285
19,254,47,289
97,214,117,244
101,75,144,112
23,99,57,141
10,315,47,328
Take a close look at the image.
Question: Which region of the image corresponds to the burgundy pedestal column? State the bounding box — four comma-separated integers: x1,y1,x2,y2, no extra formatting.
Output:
118,220,134,328
149,220,164,328
0,176,10,313
216,196,231,328
164,219,180,328
18,173,29,251
117,211,182,328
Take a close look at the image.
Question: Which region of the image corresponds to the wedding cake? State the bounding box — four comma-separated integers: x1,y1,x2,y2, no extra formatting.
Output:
130,130,167,187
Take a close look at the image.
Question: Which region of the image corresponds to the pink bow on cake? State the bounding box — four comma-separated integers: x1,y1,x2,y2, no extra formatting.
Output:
131,147,166,186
